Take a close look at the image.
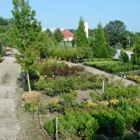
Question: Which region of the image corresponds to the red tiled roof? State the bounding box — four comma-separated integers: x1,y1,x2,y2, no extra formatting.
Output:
62,29,73,39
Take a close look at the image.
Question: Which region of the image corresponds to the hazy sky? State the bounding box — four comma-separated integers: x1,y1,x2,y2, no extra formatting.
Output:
0,0,140,33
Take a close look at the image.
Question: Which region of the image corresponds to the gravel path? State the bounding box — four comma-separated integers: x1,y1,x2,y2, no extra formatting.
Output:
0,52,21,140
0,50,45,140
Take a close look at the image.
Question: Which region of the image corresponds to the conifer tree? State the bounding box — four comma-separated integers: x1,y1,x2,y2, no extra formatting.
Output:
119,49,129,63
9,0,42,93
92,23,109,58
131,38,140,66
75,17,88,47
98,45,109,58
53,28,64,43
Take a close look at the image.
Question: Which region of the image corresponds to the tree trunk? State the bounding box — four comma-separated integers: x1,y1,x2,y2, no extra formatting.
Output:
26,70,31,93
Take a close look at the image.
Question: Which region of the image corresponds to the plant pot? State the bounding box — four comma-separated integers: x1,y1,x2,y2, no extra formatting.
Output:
53,91,59,96
49,108,54,114
30,111,35,115
58,109,64,114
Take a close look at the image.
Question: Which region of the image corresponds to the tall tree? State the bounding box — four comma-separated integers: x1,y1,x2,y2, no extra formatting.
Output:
75,17,88,47
9,0,42,93
0,26,7,33
45,28,52,37
131,38,140,66
0,17,11,46
0,32,10,46
119,49,129,63
98,45,109,58
104,20,126,46
92,23,109,58
38,31,52,58
0,17,10,26
88,28,98,38
53,28,64,43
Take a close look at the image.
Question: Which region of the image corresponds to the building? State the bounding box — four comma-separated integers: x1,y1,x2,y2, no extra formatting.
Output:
61,28,74,42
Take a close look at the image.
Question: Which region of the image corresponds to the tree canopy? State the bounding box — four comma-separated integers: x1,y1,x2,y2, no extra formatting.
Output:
104,20,126,46
0,17,10,26
0,17,11,46
45,28,52,37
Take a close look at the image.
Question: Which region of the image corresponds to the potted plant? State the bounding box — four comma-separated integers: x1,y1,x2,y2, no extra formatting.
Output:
29,102,36,115
48,102,56,114
48,98,59,113
45,87,54,96
57,104,65,114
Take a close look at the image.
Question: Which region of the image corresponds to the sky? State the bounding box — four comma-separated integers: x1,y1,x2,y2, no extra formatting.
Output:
0,0,140,33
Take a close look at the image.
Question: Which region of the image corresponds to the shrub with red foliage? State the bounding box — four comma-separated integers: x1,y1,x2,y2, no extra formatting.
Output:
42,64,85,77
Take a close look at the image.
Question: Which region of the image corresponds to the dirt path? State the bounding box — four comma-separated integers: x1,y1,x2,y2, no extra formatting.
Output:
65,61,136,86
0,50,46,140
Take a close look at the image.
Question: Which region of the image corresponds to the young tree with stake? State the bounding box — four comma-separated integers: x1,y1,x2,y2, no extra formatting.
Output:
9,0,42,93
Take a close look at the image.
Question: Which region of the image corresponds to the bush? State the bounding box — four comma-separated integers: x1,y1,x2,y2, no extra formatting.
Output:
38,103,46,114
44,119,55,137
113,116,125,135
119,49,129,63
24,102,35,112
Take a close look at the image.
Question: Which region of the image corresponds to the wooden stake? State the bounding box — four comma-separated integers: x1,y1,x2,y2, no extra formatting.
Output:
56,116,58,140
102,80,104,93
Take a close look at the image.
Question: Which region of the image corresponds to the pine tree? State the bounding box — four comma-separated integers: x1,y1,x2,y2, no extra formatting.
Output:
75,17,88,47
119,49,129,63
53,28,64,43
131,38,140,66
9,0,42,93
92,23,109,58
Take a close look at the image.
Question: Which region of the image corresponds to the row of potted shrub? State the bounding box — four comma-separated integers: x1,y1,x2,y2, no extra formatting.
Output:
84,61,139,73
84,58,112,62
112,65,139,73
84,61,123,72
33,74,103,96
